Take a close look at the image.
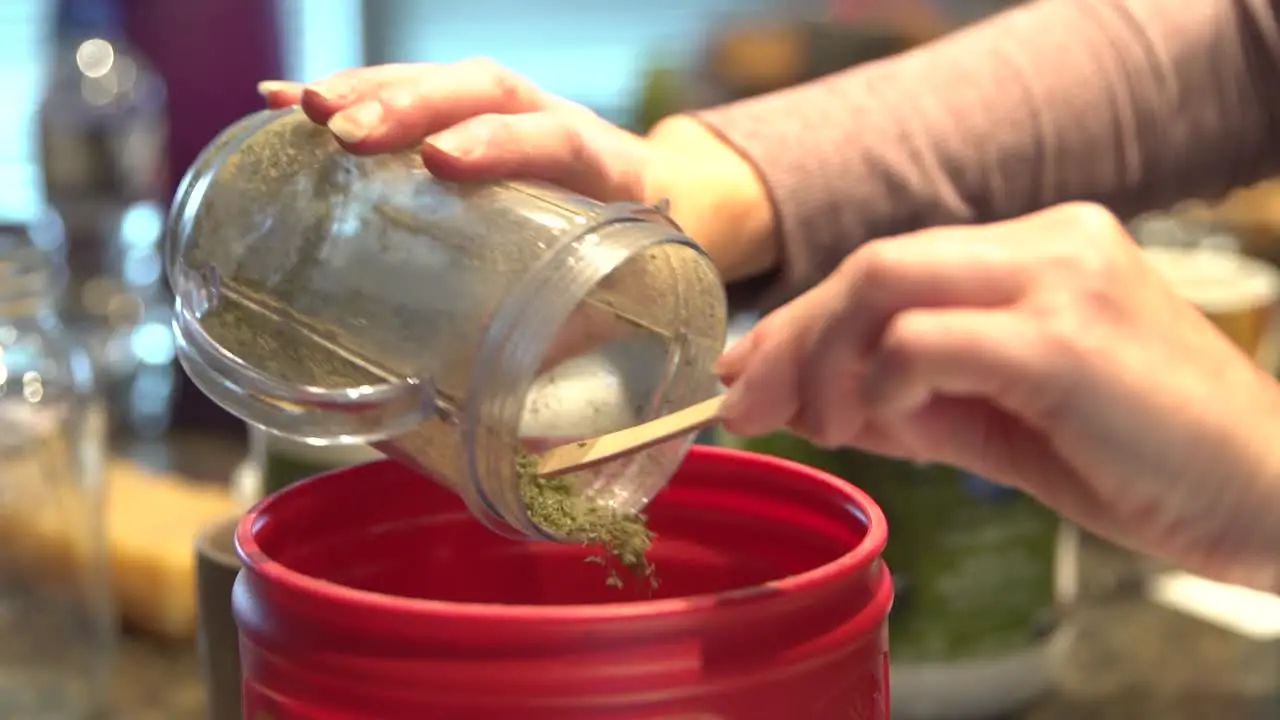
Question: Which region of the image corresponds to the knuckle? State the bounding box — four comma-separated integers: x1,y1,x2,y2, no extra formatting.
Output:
1025,294,1096,369
556,121,590,162
1051,201,1123,234
458,56,505,76
747,314,783,350
878,312,925,363
460,56,533,103
548,97,600,122
466,112,510,138
840,238,897,290
1038,202,1135,290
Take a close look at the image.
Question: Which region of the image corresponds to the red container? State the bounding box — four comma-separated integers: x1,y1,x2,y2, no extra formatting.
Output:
234,447,893,720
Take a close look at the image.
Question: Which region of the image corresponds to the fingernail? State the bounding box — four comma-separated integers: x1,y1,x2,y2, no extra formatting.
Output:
328,101,383,144
256,80,297,97
424,129,481,160
307,79,353,104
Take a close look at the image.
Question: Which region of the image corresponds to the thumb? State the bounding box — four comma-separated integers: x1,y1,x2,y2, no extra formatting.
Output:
718,292,834,437
719,331,801,438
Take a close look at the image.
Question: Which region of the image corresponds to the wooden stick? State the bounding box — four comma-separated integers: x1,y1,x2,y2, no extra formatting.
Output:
536,395,726,478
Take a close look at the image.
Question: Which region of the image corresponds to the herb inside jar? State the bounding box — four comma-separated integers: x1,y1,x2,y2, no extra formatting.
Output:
516,452,656,589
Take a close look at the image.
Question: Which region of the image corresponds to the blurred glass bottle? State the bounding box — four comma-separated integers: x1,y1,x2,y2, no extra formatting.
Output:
0,225,113,719
39,0,176,441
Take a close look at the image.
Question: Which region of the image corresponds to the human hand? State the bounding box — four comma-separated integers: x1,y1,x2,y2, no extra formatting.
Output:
716,202,1280,592
256,61,776,282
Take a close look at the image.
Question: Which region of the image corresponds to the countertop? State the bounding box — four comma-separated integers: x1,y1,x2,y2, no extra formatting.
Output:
1019,536,1280,720
106,438,1280,719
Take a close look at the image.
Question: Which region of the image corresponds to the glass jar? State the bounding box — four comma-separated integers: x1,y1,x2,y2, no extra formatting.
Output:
165,108,726,539
0,224,113,718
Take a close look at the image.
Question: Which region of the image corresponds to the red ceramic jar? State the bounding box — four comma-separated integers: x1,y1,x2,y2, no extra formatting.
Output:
234,446,893,719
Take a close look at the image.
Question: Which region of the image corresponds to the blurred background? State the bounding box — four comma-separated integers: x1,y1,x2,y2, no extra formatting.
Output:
1,1,1278,719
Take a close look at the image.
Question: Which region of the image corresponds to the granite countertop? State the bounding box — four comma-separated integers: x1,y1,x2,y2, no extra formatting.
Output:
1018,536,1280,720
107,438,1280,719
111,635,204,719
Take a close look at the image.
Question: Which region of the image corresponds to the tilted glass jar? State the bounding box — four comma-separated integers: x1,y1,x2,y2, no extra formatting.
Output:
165,108,727,538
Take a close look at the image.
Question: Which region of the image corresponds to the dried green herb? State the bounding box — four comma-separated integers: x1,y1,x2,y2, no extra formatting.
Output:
516,452,656,589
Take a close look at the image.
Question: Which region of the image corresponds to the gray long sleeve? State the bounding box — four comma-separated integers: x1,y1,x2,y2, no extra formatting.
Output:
696,0,1280,307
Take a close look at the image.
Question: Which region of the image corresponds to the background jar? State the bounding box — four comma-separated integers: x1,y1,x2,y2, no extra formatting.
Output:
0,224,113,719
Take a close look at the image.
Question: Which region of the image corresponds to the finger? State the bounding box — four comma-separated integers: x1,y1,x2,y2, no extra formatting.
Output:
719,333,801,438
828,396,1081,501
719,297,832,438
881,397,1087,510
793,232,1032,440
787,270,878,445
825,418,914,460
299,63,424,121
863,307,1067,425
830,231,1031,359
785,237,1024,446
713,331,756,384
316,60,549,154
257,80,304,109
422,112,646,202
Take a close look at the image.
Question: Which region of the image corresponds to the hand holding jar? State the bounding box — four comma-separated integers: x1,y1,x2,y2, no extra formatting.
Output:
257,60,776,285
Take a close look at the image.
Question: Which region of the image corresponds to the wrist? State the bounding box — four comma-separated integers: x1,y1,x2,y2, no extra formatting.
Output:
644,115,777,283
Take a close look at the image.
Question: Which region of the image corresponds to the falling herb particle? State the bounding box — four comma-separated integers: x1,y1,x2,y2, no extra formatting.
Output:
517,452,656,589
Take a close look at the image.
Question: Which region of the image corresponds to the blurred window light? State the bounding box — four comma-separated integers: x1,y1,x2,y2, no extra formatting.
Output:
279,0,364,82
0,0,1016,221
364,0,784,123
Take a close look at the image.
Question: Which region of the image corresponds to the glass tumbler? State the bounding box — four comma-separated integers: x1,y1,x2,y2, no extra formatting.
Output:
165,108,727,539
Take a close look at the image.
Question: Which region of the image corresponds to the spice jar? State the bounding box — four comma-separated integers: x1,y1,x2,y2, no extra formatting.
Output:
165,108,727,538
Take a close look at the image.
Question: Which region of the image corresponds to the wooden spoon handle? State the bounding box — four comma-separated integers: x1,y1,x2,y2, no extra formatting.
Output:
536,395,726,478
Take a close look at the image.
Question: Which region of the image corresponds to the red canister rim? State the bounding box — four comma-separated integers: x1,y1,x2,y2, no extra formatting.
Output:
235,445,888,624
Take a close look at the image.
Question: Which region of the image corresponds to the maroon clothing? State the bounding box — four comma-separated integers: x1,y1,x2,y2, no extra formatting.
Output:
698,0,1280,307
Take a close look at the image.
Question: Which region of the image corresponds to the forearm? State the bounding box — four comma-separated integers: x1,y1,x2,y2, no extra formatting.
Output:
676,0,1280,306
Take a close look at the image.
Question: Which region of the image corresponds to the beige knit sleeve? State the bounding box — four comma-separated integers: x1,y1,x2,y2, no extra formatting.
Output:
696,0,1280,308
